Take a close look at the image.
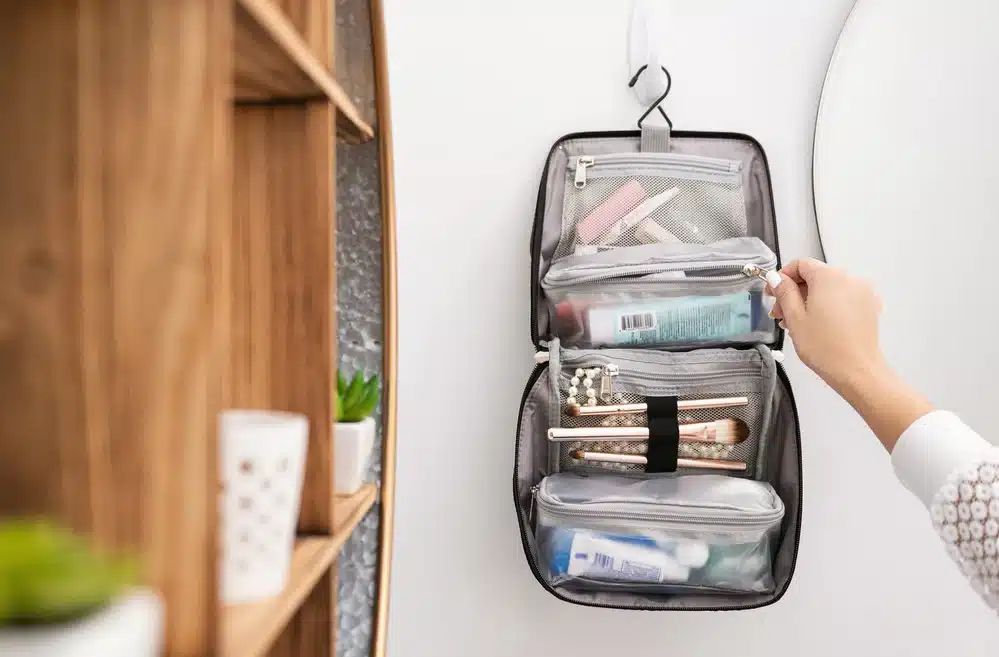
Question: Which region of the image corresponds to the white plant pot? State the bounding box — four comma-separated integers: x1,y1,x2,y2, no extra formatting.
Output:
334,417,376,495
0,589,163,657
218,410,309,605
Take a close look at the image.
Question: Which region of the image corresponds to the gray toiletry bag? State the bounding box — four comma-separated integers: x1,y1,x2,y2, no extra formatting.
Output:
514,129,802,611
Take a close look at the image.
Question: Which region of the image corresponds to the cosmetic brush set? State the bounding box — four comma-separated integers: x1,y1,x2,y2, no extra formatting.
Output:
512,125,804,611
552,395,752,472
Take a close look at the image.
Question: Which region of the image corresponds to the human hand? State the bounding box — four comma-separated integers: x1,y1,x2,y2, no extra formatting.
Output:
766,259,886,395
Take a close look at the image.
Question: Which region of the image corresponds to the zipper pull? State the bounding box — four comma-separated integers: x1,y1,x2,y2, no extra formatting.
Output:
742,263,770,282
743,262,783,289
534,351,550,364
529,484,540,525
599,363,619,402
574,156,595,189
767,347,786,364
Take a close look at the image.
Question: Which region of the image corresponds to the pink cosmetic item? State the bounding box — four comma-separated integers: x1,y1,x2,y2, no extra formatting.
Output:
575,180,647,244
594,187,680,246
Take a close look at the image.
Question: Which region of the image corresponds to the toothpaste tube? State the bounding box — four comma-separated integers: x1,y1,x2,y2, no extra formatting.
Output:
586,292,761,347
559,531,690,584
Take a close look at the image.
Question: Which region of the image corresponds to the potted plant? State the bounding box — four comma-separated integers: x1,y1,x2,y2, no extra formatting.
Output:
0,519,163,657
334,370,380,495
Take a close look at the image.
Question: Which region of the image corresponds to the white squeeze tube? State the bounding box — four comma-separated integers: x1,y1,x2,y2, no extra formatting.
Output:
586,292,755,347
566,532,690,584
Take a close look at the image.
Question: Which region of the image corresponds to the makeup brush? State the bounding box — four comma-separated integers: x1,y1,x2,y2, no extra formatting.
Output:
548,419,749,445
571,449,747,472
567,396,748,417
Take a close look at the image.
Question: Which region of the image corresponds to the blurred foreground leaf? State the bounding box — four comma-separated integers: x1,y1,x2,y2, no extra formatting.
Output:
0,520,136,625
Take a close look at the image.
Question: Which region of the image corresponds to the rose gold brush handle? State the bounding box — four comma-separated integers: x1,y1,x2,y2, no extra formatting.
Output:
677,457,746,472
568,396,748,417
571,449,747,472
548,419,746,445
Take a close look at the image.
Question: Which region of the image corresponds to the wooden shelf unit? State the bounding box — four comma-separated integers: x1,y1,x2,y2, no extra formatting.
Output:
223,486,378,657
234,0,373,142
0,2,377,657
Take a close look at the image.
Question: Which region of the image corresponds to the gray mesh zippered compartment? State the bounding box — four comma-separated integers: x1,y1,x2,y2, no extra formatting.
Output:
549,345,775,479
534,134,778,345
554,153,748,261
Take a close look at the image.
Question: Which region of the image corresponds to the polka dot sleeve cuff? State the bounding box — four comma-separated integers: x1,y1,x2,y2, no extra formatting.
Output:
892,410,999,613
929,453,999,613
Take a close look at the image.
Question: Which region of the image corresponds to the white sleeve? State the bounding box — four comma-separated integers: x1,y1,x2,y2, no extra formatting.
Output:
891,411,996,508
891,410,999,613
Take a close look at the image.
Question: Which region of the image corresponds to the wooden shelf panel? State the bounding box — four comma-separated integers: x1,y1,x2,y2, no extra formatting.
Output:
334,484,379,540
234,0,374,143
222,485,377,657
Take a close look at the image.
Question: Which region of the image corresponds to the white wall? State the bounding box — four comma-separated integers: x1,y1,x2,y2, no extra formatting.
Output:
384,2,999,655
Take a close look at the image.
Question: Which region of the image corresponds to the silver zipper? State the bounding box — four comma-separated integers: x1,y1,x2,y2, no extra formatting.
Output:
561,365,757,390
574,156,595,189
544,257,775,289
570,153,740,189
742,263,774,283
533,490,781,532
598,364,619,402
558,348,766,388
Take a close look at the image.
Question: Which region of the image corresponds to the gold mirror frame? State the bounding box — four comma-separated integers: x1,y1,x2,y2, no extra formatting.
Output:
370,0,396,654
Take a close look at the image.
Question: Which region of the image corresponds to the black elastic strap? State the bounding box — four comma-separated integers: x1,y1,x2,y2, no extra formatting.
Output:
645,396,679,473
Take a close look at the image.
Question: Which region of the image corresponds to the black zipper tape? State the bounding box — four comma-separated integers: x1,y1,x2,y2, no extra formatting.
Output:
512,363,549,592
512,360,802,612
529,130,784,352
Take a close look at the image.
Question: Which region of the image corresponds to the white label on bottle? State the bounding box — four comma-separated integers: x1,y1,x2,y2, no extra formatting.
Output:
619,560,662,581
618,312,657,333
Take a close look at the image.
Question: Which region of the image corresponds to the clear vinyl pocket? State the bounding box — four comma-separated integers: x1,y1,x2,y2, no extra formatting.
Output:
554,152,748,262
549,345,776,480
542,237,778,350
534,472,784,594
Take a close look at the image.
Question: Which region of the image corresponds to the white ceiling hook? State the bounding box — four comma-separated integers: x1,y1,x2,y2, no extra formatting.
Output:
628,0,668,107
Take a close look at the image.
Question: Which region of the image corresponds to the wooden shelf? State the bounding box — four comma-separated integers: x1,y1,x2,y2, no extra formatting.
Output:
222,485,378,657
334,484,379,541
234,0,374,143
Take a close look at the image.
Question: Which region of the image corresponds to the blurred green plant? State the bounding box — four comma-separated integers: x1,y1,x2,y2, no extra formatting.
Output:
0,519,135,625
335,370,380,423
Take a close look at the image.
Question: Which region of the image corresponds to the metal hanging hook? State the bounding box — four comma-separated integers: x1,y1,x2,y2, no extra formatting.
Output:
628,64,673,129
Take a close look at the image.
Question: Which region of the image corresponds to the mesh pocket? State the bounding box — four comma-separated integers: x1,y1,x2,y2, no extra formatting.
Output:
555,171,748,261
556,386,766,477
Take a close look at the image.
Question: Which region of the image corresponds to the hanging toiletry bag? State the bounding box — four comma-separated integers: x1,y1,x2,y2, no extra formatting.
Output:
513,127,802,611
